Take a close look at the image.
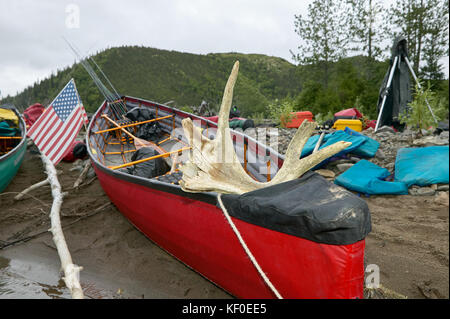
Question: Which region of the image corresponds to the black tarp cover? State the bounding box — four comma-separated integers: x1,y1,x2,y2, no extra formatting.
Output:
126,107,163,141
124,147,169,178
220,171,371,245
376,36,412,127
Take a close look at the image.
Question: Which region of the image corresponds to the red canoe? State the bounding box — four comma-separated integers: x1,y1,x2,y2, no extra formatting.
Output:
86,96,370,299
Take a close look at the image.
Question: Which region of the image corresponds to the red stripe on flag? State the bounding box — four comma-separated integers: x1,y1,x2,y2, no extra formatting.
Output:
49,112,82,162
37,116,64,152
51,117,84,164
34,112,62,148
46,107,83,164
27,107,55,140
40,106,81,156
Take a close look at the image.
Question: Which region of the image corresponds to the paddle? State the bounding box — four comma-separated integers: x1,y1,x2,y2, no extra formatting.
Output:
101,114,166,154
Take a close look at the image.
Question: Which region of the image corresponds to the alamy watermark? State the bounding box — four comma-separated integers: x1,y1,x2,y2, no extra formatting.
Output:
65,4,80,29
168,122,281,175
365,264,380,289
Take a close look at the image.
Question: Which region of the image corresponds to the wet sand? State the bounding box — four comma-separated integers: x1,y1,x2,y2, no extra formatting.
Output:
0,151,231,299
0,210,232,299
0,149,448,299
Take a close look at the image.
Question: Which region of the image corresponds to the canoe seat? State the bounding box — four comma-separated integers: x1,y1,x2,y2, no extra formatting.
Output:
153,171,183,185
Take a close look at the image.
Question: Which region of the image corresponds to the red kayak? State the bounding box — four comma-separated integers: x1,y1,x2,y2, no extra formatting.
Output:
86,95,370,299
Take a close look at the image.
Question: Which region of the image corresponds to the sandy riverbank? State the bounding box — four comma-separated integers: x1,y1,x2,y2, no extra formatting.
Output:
0,149,448,299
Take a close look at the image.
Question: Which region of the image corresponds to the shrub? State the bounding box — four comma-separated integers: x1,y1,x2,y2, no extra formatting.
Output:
267,99,295,127
399,81,447,132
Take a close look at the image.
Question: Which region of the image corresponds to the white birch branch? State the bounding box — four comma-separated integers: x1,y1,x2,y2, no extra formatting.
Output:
40,154,84,299
14,178,49,200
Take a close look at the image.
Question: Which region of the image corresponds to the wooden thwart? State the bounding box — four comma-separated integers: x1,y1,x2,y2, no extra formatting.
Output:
101,114,165,152
94,114,173,134
108,147,191,170
105,149,136,155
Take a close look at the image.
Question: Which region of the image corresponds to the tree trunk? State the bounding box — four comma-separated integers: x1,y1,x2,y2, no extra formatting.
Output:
368,0,373,59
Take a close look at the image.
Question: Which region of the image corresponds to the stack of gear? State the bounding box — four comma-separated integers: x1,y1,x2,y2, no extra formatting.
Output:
126,107,163,142
203,105,255,131
332,108,364,132
62,141,88,162
23,103,45,128
0,107,19,135
0,107,21,155
122,147,169,178
229,118,255,130
333,108,363,122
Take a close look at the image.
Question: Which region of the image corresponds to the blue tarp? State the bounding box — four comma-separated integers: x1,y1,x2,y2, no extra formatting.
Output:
335,159,409,195
301,130,367,158
344,127,380,158
302,129,379,159
394,146,449,187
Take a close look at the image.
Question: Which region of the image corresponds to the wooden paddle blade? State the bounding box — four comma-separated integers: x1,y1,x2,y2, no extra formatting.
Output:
134,137,153,150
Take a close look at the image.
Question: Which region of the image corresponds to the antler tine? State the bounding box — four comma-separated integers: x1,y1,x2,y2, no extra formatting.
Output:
217,61,240,139
271,120,351,184
270,120,316,184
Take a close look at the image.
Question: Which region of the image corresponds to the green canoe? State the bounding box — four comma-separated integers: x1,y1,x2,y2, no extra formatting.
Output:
0,108,27,193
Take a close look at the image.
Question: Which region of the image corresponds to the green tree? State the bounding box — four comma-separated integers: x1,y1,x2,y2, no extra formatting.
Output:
291,0,350,88
346,0,386,59
420,0,449,79
388,0,449,76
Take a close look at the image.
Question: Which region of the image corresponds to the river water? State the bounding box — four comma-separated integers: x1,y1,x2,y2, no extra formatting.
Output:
0,255,72,299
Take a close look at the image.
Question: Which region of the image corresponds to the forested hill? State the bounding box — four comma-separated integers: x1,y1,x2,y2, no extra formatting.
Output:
3,45,447,119
1,46,300,117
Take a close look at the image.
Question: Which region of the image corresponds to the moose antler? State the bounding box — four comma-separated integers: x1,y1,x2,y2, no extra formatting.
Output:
179,61,351,194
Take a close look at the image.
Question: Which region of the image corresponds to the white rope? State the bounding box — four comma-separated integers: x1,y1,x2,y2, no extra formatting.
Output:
217,194,283,299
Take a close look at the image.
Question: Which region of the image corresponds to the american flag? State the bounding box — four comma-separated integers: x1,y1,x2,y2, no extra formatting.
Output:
27,79,88,165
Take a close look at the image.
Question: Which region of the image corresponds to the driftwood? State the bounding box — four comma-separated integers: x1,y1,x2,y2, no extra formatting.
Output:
179,61,351,194
73,161,91,188
40,155,84,299
14,179,49,200
14,170,63,201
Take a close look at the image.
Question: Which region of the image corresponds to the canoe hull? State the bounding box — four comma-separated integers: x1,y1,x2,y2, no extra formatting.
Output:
0,109,27,193
93,162,365,299
0,141,26,193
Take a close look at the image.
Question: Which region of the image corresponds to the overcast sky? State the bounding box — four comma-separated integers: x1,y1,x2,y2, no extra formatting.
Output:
0,0,448,99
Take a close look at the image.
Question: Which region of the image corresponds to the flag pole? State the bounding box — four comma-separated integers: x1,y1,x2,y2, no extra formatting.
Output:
71,78,89,132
